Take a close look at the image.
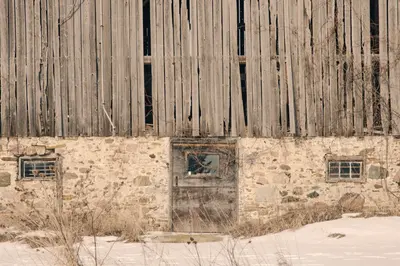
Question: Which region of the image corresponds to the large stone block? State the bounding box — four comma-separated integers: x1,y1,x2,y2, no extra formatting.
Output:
255,186,279,203
338,192,365,212
368,165,388,179
134,176,151,186
0,172,11,187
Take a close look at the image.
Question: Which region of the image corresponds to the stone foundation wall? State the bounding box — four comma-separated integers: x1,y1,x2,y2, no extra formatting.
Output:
238,137,400,222
0,137,170,230
0,136,400,229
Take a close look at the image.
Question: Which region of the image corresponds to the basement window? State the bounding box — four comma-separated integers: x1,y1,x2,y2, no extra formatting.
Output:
18,157,58,180
186,153,220,177
326,156,365,182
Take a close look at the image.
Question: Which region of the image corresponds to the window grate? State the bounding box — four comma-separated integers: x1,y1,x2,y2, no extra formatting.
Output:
327,160,363,181
19,157,58,179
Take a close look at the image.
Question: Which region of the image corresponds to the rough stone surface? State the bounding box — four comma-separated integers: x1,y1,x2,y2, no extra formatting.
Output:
368,165,388,179
280,164,291,171
307,191,320,198
281,196,300,203
0,136,400,229
133,176,151,186
338,193,365,212
0,172,11,187
293,187,303,195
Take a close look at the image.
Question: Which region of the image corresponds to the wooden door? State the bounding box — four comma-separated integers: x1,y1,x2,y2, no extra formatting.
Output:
171,139,237,233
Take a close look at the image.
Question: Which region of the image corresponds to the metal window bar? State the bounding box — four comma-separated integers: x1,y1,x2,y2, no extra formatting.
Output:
329,161,362,179
21,159,57,179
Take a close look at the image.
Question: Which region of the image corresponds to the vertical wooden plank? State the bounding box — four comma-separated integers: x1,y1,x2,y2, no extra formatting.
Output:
82,0,91,136
362,0,373,134
150,0,158,135
0,0,9,136
278,0,287,135
197,0,206,133
96,0,103,135
231,0,245,136
305,0,315,136
117,0,127,135
191,0,199,136
205,0,214,135
34,0,41,135
380,0,389,134
345,0,353,136
181,0,191,135
122,0,130,136
388,0,400,134
251,0,261,136
352,0,363,135
164,0,174,136
137,0,146,135
270,0,280,136
337,0,345,135
213,0,224,136
345,1,354,135
284,0,296,135
90,0,98,136
156,0,166,136
73,0,82,135
328,0,338,135
245,0,253,136
53,0,62,136
60,0,69,136
321,0,330,136
298,0,307,136
40,0,48,136
16,0,27,136
47,0,55,136
26,0,35,136
313,0,323,136
260,0,271,137
222,0,230,135
291,0,300,135
131,0,139,136
230,0,238,136
174,0,183,136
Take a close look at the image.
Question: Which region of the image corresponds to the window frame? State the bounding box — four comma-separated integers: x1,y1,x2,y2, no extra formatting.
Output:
184,151,221,179
325,155,366,183
18,156,59,181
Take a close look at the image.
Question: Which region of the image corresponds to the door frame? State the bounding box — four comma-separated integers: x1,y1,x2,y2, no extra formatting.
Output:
169,137,239,232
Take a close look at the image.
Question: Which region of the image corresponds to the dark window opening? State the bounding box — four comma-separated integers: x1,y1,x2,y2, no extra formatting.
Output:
144,64,153,125
240,64,247,126
19,157,58,179
370,0,379,54
144,0,151,55
238,0,245,55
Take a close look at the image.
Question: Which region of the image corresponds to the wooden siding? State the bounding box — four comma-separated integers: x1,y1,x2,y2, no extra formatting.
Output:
0,0,399,137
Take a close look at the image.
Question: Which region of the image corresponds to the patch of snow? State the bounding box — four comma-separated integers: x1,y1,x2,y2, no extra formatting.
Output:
0,216,400,265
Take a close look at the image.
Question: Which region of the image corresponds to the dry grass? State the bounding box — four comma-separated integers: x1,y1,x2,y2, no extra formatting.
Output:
229,204,343,238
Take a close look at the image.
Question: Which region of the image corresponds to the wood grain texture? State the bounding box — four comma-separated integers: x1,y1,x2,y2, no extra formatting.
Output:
191,0,200,136
0,0,9,136
379,0,389,134
260,0,271,137
352,0,363,136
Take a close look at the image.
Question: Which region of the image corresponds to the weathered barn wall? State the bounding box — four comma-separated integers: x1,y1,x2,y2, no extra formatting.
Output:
1,0,400,138
1,137,400,229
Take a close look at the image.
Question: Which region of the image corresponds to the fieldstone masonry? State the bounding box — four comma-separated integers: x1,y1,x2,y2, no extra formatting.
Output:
0,136,399,230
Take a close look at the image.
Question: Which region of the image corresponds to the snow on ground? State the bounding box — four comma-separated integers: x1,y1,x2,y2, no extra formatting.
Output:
1,216,400,266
